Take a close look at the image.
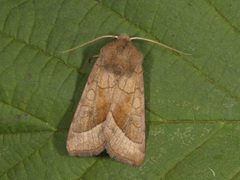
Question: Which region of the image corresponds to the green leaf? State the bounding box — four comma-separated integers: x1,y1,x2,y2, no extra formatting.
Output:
0,0,239,179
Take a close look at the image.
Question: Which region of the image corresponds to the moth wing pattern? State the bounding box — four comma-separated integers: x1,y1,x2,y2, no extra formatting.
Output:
104,64,145,166
67,57,114,156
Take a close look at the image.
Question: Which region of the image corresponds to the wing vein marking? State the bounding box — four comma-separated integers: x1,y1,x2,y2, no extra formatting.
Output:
121,68,139,134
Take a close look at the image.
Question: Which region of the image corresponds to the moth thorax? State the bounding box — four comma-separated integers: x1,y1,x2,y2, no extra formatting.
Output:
101,37,142,76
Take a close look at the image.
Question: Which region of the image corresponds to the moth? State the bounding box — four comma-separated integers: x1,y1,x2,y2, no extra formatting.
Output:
63,34,189,166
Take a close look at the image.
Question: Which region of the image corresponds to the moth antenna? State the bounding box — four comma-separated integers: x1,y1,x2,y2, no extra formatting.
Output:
130,37,191,55
60,35,118,53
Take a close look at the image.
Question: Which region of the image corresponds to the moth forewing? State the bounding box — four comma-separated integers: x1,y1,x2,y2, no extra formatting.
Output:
104,64,145,166
66,33,190,166
67,57,108,156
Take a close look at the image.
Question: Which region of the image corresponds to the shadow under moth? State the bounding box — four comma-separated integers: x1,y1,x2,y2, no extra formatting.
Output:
63,34,189,166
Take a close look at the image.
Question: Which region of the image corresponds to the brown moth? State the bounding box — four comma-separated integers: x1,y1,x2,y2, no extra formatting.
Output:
63,34,190,166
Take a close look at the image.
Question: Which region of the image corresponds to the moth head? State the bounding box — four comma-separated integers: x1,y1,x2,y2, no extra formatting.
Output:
117,33,131,41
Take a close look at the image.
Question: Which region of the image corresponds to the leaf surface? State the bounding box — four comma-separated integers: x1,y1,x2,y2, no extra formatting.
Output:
0,0,239,179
